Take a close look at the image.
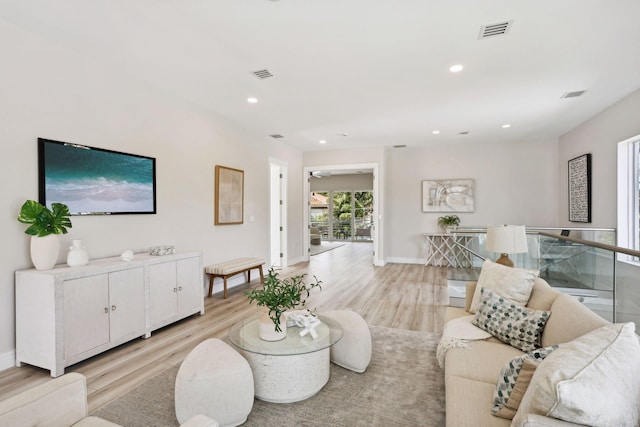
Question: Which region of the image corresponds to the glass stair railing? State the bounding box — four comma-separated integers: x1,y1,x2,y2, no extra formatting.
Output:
442,227,640,328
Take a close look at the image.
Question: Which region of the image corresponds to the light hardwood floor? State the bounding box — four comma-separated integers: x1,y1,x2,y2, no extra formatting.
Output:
0,242,449,413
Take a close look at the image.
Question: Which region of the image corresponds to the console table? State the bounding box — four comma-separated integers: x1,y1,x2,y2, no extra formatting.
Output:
228,315,343,403
423,233,474,268
15,251,204,377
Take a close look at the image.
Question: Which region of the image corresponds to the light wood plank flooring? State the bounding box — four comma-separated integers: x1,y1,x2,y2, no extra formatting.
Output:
0,242,449,413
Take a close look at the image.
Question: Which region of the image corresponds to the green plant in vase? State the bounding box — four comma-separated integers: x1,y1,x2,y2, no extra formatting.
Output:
18,200,72,236
437,215,460,232
245,268,322,338
17,200,72,270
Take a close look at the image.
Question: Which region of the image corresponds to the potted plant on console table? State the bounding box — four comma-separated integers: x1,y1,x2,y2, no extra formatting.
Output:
245,268,322,341
437,215,460,233
18,200,72,270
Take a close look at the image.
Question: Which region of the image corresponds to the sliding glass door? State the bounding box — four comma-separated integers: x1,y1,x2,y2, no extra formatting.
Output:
310,190,373,242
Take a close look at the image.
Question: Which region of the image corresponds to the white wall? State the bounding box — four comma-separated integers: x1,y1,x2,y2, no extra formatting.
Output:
303,142,559,264
558,88,640,228
386,139,560,263
0,18,303,368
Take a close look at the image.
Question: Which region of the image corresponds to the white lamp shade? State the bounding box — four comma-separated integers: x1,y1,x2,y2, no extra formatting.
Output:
486,225,528,254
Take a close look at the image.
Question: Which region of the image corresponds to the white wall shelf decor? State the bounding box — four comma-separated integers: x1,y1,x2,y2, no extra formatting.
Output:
15,251,204,377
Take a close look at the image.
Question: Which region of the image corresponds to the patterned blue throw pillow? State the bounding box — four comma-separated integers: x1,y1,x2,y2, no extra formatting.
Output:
492,345,558,419
472,288,550,352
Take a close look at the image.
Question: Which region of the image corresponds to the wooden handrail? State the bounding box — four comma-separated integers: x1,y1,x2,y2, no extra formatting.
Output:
538,231,640,259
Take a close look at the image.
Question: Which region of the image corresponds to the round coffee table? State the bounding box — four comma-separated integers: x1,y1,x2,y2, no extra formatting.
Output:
228,314,343,403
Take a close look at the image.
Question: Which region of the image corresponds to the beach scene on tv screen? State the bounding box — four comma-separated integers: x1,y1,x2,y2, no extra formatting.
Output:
43,142,155,214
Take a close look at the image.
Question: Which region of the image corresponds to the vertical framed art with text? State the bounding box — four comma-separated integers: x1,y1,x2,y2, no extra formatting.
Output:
568,153,591,223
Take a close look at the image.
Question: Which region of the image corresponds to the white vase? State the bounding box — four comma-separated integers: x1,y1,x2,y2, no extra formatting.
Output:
30,234,60,270
67,240,89,267
259,312,287,341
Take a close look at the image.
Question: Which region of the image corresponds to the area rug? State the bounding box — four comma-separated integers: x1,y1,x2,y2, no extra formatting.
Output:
309,242,345,256
94,326,445,427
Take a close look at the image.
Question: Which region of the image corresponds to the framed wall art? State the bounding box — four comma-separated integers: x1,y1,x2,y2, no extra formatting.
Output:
215,165,244,225
422,179,475,213
568,153,591,223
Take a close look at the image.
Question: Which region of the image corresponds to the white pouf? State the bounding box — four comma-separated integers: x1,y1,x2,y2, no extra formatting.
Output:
322,310,372,373
175,339,254,427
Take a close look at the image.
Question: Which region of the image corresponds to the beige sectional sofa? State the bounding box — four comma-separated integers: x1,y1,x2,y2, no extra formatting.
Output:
443,276,619,426
0,372,218,427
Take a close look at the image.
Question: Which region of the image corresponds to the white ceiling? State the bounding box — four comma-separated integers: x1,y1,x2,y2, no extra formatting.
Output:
2,0,640,152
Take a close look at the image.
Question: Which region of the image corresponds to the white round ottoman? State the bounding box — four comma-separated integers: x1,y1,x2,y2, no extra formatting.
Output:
175,339,254,427
322,310,372,373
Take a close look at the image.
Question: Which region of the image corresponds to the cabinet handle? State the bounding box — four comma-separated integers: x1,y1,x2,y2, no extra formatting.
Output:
178,286,183,291
104,307,108,314
173,287,178,293
111,305,117,311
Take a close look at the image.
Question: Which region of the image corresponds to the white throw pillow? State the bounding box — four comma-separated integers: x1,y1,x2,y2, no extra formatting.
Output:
512,322,640,427
469,259,539,314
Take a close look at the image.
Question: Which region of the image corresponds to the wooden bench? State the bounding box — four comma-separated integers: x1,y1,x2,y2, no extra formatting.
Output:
205,258,265,299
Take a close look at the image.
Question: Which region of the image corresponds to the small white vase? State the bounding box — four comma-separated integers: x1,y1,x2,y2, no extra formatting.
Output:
67,240,89,267
30,234,60,270
259,312,287,341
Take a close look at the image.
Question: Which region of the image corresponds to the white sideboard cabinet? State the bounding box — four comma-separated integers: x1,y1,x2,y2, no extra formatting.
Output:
16,251,204,377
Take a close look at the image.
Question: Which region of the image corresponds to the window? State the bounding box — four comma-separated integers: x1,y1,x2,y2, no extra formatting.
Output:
617,135,640,261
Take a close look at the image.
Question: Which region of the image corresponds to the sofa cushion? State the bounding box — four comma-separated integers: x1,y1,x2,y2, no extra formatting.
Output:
524,278,560,311
513,322,640,427
473,288,550,352
445,339,524,384
492,346,557,419
540,293,609,348
446,375,511,427
469,260,539,314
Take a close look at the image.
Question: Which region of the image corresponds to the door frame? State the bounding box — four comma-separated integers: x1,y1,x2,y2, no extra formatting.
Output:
269,158,288,268
303,162,382,266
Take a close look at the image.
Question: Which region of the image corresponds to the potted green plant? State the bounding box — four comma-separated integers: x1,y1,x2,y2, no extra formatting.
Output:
245,268,322,341
18,200,72,270
437,215,460,233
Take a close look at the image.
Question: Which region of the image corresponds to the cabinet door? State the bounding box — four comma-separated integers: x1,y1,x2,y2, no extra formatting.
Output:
176,257,203,317
63,275,110,358
109,267,145,341
149,261,178,327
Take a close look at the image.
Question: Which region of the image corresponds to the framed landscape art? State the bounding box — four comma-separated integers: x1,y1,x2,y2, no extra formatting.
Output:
215,165,244,225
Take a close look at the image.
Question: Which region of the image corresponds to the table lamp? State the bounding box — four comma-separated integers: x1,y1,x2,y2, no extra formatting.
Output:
485,225,528,267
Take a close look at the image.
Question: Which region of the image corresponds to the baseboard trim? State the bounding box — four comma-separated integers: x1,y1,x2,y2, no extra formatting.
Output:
385,257,424,265
0,350,15,372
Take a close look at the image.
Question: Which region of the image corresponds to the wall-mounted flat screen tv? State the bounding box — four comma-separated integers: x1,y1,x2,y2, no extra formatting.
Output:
38,138,156,215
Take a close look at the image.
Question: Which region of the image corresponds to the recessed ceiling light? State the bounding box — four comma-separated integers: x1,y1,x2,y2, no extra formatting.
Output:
247,97,258,104
449,64,464,73
432,130,440,135
501,124,511,128
319,140,326,144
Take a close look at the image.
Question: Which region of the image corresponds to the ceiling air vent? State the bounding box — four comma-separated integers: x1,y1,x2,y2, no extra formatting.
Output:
252,69,274,79
478,21,512,39
561,90,586,99
269,134,284,139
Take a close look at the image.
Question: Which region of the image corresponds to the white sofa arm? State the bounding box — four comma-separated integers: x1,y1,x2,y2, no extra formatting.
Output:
516,413,583,426
0,372,88,427
180,414,220,427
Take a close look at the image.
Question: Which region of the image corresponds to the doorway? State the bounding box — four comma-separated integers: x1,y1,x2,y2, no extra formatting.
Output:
269,160,287,268
304,163,382,266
